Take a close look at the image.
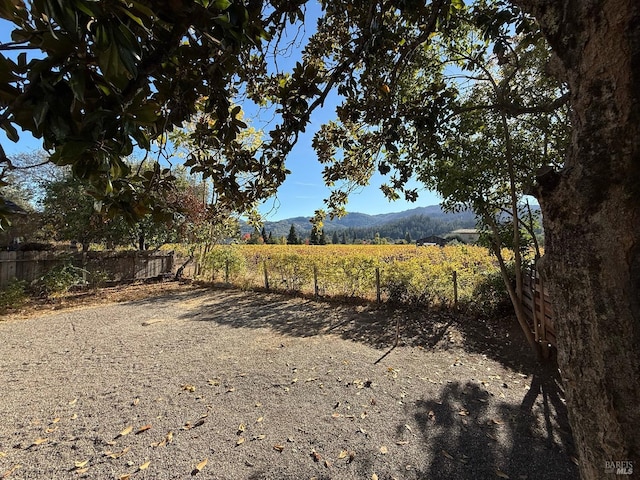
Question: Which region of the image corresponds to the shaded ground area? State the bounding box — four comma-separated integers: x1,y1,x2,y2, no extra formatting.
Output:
0,283,578,479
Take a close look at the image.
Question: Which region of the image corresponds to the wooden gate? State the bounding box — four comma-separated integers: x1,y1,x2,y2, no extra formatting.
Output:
522,269,556,352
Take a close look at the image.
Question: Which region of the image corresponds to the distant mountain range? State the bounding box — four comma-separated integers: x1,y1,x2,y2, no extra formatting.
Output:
242,205,478,241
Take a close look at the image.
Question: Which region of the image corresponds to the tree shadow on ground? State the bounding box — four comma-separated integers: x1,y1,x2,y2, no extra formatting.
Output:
407,364,578,479
175,287,539,373
166,287,577,478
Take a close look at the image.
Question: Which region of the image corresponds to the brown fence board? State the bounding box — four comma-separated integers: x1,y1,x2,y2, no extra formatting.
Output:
522,269,556,348
0,251,174,288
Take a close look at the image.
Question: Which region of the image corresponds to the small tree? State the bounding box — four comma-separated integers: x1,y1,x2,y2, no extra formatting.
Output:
309,226,319,245
286,225,299,245
331,231,339,244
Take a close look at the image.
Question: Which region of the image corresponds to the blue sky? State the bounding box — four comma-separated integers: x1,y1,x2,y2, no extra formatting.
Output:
0,5,442,221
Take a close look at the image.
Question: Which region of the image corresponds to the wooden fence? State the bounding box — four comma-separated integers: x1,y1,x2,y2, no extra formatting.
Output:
0,250,174,288
522,269,556,351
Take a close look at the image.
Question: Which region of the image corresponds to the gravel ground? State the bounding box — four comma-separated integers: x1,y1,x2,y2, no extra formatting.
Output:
0,284,579,479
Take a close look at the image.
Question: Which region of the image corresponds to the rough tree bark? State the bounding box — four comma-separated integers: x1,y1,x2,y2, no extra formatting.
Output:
514,1,640,478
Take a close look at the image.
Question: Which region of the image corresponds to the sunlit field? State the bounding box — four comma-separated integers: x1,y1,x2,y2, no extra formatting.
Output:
165,244,510,309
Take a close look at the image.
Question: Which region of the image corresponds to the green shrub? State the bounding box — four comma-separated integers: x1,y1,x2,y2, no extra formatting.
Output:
36,264,87,296
199,246,247,282
471,265,514,315
0,279,28,313
88,270,110,289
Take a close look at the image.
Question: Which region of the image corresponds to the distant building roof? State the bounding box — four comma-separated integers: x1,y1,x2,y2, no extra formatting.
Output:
450,228,479,234
416,235,449,246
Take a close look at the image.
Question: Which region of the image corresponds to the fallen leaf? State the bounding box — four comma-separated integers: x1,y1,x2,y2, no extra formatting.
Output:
208,379,220,386
338,450,348,459
136,424,152,434
0,452,5,458
458,409,469,416
372,474,379,480
117,426,133,438
379,446,388,454
570,456,579,466
119,475,131,480
256,417,263,423
71,414,78,420
311,451,321,462
104,447,130,459
30,438,48,447
236,437,245,446
138,461,150,471
441,449,454,460
68,398,78,405
74,460,89,469
191,458,207,475
396,441,409,446
52,418,61,424
75,468,89,475
495,468,510,479
324,459,332,468
273,444,285,452
2,465,21,478
252,434,266,441
491,418,504,425
238,423,246,433
133,398,140,406
182,384,196,392
45,427,58,434
331,413,342,418
193,419,206,428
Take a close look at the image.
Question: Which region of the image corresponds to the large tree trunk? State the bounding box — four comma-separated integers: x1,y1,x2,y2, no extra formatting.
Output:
514,1,640,478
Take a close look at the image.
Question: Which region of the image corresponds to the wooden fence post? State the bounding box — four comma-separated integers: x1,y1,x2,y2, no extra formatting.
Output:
452,270,458,308
225,259,230,284
263,260,269,291
538,271,550,359
375,267,381,304
313,265,319,297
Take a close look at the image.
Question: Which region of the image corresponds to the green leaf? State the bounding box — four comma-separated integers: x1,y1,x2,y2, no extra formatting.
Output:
1,121,19,142
129,102,159,124
212,0,231,9
69,71,86,101
115,5,151,33
33,102,49,129
60,141,93,161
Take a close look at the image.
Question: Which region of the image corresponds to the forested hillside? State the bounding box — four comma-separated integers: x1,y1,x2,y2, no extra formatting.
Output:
244,206,477,241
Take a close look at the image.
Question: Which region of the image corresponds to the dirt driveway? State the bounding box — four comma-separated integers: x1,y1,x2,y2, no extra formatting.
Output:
0,284,578,479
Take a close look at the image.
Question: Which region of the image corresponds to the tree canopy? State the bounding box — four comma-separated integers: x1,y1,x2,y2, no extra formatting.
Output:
0,0,296,226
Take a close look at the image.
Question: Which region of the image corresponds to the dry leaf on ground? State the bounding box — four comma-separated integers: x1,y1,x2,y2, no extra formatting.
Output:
116,426,133,438
191,458,208,476
136,424,152,434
